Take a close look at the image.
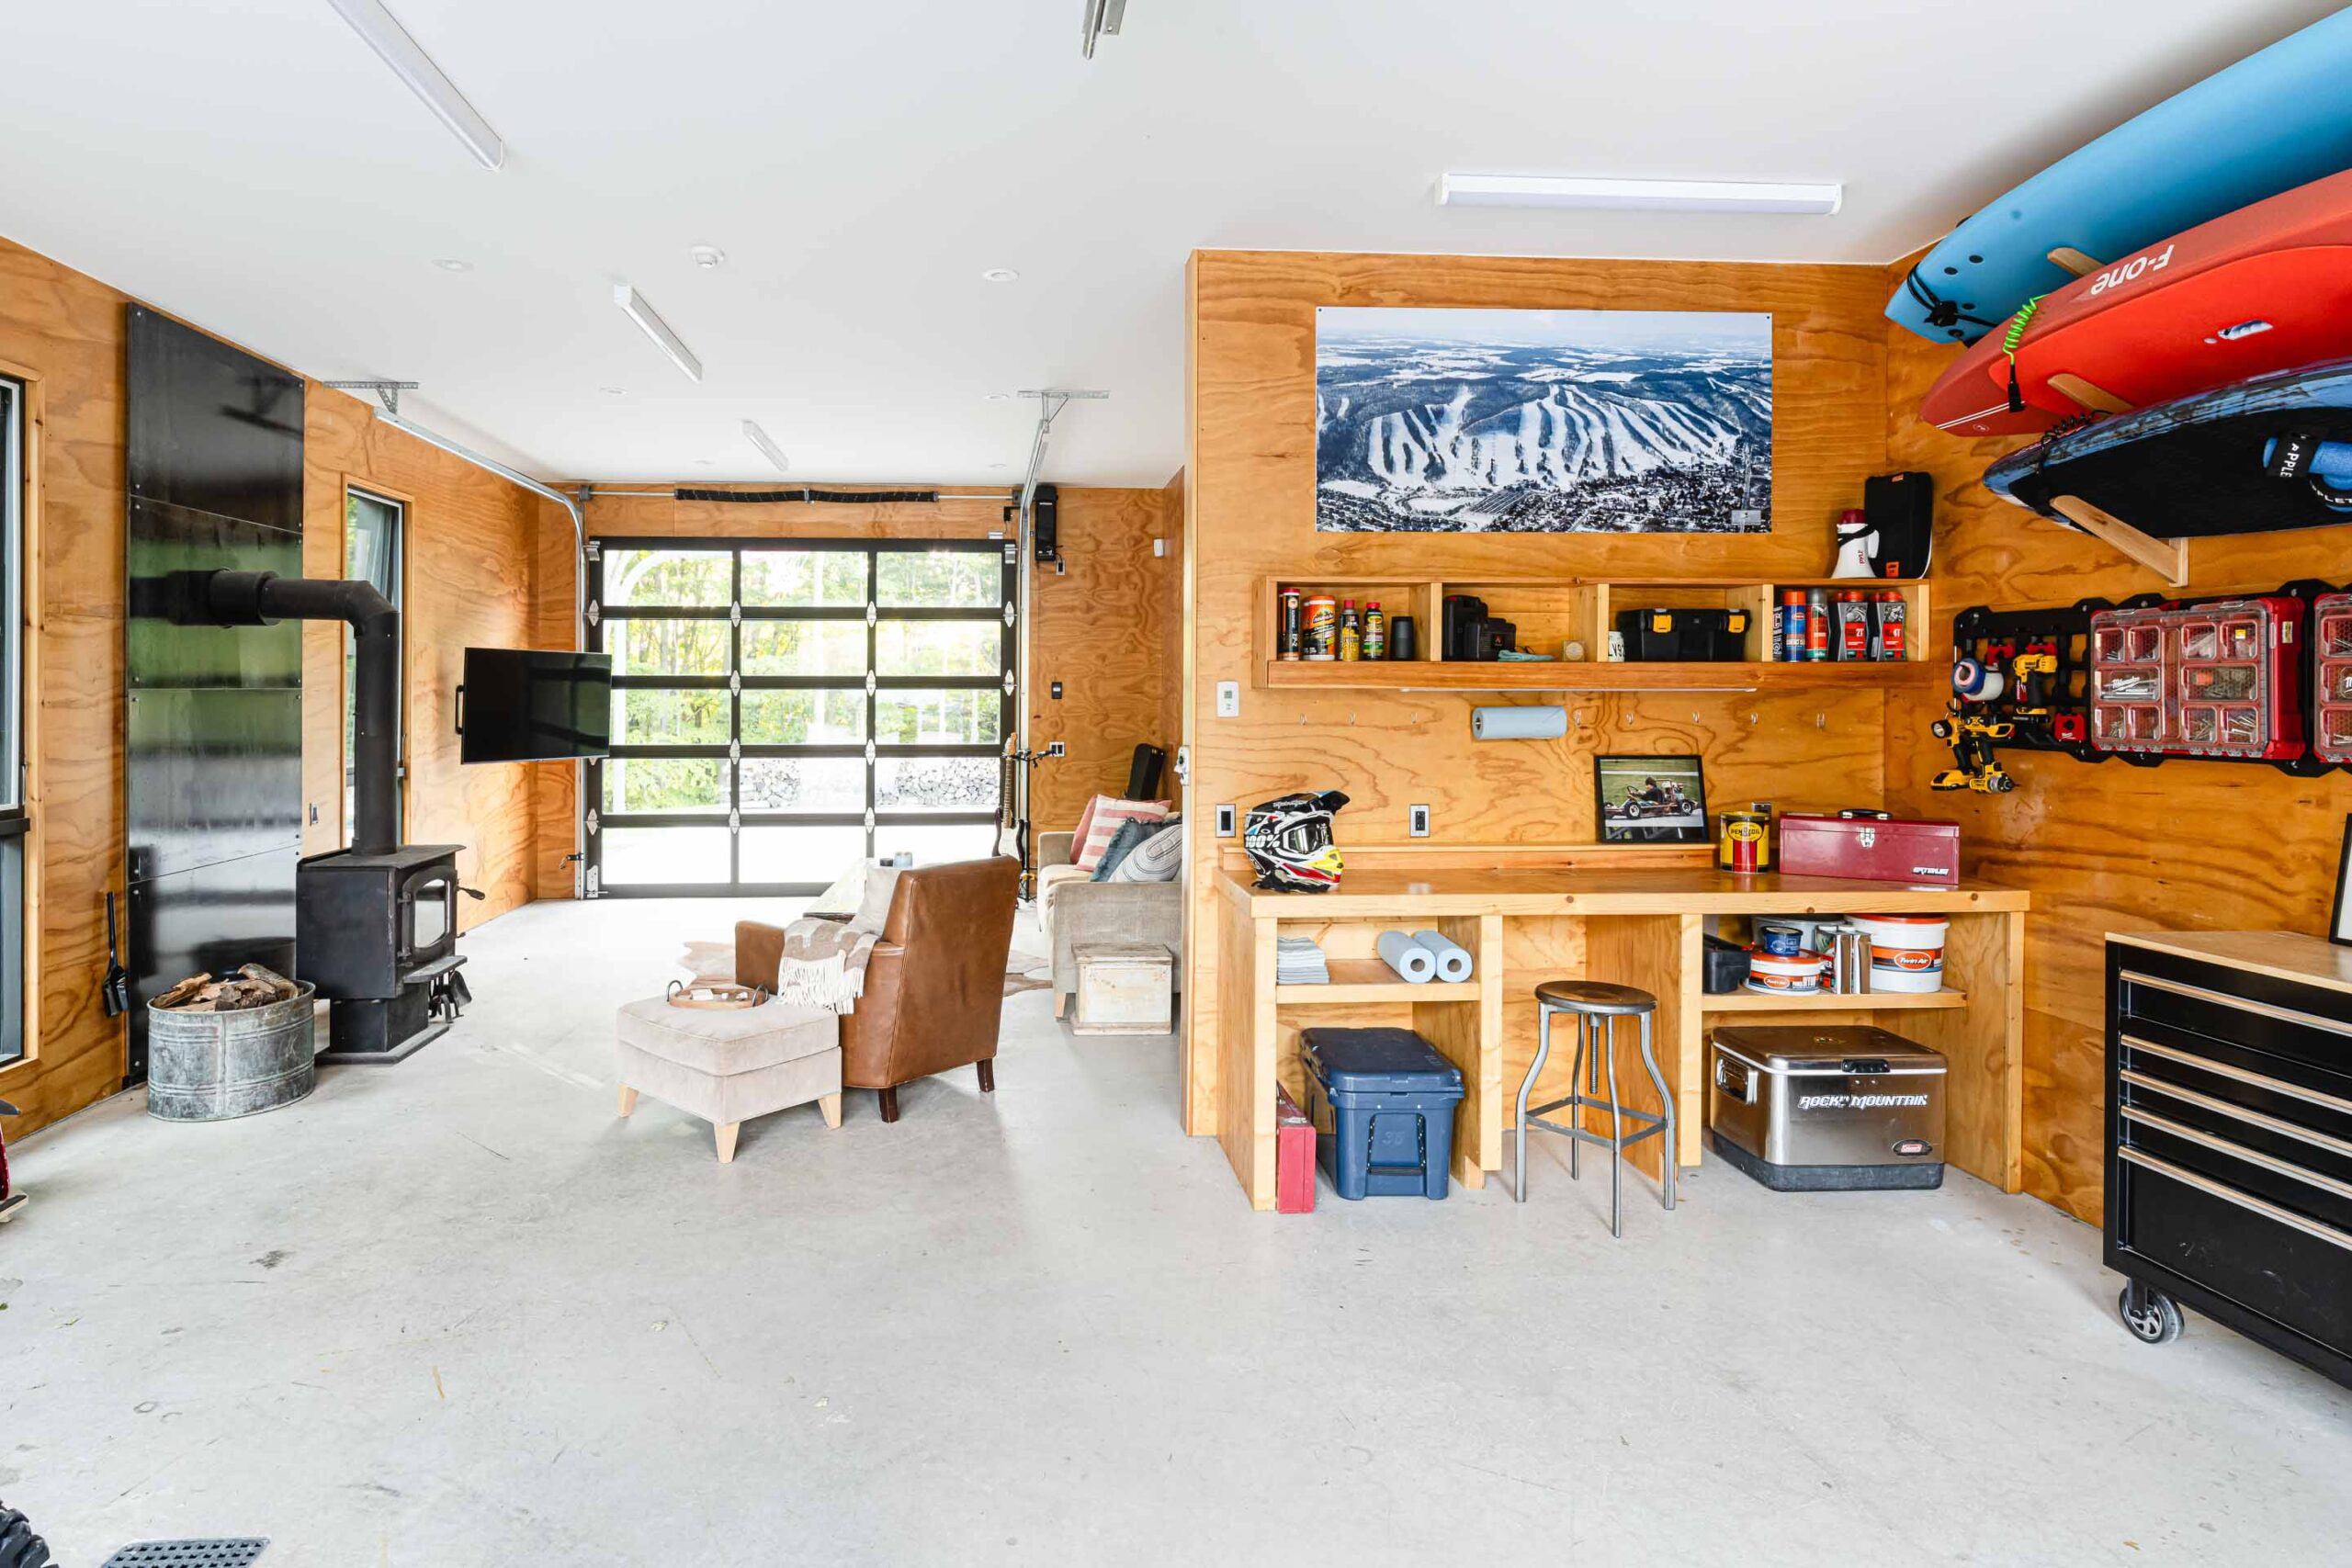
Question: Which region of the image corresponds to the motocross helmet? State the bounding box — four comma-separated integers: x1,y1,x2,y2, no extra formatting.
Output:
1244,790,1349,891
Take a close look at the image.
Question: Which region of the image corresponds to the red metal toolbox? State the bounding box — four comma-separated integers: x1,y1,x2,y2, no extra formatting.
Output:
1779,810,1962,887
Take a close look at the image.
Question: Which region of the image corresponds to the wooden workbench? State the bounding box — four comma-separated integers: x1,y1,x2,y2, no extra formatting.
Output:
1214,867,2029,1211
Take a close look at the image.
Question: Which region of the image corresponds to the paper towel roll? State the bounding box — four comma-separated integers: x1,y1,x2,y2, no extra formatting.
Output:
1471,705,1568,740
1376,930,1437,984
1413,929,1475,983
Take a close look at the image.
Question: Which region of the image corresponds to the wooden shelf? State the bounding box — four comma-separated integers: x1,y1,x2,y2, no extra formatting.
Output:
1274,959,1480,1005
1262,660,1940,692
1701,987,1968,1012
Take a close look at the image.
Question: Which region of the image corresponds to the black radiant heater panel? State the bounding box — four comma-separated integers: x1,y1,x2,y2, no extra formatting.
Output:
123,308,304,1081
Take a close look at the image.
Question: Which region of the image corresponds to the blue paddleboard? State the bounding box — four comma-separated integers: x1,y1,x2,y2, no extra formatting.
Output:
1983,357,2352,537
1889,10,2352,344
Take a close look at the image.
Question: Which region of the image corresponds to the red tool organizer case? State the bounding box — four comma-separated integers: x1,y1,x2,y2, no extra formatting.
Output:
2314,592,2352,765
2088,596,2306,761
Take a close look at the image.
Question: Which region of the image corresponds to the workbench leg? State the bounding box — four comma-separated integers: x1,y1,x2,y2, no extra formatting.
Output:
1216,897,1279,1210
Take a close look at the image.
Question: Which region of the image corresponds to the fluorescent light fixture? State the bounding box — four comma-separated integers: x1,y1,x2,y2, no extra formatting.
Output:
612,284,703,382
741,420,790,474
325,0,506,170
1439,173,1842,216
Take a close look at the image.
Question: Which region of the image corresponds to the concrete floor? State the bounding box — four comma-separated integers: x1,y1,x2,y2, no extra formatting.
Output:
4,899,2350,1567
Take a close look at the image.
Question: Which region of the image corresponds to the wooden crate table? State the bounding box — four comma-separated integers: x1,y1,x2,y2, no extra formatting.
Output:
1074,942,1175,1035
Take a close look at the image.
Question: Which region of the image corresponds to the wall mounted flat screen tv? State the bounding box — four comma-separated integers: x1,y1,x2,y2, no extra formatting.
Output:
458,649,612,763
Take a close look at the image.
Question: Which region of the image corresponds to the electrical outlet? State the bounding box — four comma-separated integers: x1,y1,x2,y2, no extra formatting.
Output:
1046,740,1065,758
1216,803,1238,838
1408,804,1431,838
1216,680,1240,718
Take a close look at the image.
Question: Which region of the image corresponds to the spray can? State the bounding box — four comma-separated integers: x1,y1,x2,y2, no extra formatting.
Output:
1780,588,1808,661
1363,601,1385,660
1804,588,1832,660
1837,591,1872,661
1874,590,1907,661
1303,595,1338,660
1279,586,1304,660
1339,600,1362,661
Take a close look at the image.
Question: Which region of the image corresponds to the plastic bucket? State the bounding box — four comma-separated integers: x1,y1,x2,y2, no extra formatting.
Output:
1852,915,1949,993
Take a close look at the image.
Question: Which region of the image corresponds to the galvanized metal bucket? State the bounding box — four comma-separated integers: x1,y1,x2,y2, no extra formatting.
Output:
146,983,319,1122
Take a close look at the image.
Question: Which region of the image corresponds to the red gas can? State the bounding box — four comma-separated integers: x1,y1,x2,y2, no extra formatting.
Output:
1779,810,1962,887
1275,1086,1317,1213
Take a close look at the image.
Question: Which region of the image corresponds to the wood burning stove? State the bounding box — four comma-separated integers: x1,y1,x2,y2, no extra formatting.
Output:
205,568,471,1061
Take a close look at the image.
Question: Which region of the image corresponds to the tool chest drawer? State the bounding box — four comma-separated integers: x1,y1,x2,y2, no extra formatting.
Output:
2105,934,2352,1388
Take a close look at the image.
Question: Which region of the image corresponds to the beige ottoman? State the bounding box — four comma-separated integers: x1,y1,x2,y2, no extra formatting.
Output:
615,997,843,1162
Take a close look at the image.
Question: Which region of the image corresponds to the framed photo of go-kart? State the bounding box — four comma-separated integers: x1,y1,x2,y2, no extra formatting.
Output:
1594,754,1708,844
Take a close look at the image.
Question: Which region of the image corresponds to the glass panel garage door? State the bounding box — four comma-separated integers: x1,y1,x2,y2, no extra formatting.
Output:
584,537,1014,897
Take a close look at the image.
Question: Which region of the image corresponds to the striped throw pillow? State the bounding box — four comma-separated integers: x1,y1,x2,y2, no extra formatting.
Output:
1108,821,1183,883
1074,796,1170,872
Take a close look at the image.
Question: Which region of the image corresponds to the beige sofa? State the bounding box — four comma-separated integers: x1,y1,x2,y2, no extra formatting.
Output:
1035,831,1183,1019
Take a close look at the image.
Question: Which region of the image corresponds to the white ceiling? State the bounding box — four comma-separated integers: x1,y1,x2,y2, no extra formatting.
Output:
1,1,2339,487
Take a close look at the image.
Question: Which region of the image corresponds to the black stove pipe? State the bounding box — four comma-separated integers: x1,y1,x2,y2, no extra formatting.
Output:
207,570,401,856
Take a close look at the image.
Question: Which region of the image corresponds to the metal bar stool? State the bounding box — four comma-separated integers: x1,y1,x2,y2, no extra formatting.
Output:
1515,979,1677,1235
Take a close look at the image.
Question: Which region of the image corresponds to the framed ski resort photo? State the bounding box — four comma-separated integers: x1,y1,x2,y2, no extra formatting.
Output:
1313,305,1772,535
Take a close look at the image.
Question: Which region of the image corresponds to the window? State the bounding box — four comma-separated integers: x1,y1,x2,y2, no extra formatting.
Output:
0,376,24,1064
343,489,403,845
586,538,1014,896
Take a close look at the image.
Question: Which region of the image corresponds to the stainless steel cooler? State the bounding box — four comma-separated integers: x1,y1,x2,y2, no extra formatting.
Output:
1708,1025,1946,1190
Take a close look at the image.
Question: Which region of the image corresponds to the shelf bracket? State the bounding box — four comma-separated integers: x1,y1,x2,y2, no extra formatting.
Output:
2046,494,2188,589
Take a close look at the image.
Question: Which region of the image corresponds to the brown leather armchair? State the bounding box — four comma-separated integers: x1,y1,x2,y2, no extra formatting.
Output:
736,855,1020,1122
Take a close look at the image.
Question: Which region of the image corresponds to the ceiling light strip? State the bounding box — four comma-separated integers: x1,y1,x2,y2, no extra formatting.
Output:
612,285,703,382
741,421,791,475
325,0,506,170
1439,173,1842,216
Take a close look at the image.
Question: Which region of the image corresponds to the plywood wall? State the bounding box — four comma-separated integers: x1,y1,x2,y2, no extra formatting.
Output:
1880,260,2352,1224
0,234,133,1134
1181,248,1897,1133
1027,485,1182,832
0,231,560,1135
300,391,549,927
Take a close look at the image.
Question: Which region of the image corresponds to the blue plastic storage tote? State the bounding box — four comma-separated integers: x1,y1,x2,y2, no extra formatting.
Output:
1301,1027,1466,1200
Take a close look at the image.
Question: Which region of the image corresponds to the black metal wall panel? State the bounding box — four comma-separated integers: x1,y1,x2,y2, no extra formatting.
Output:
124,308,304,1079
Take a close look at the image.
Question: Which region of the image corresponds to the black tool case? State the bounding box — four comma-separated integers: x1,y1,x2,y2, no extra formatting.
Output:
2103,934,2352,1387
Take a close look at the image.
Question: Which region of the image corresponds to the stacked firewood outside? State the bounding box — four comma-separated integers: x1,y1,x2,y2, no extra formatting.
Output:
152,964,303,1012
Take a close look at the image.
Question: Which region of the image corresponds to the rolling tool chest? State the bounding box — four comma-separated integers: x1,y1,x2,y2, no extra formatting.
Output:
2104,932,2352,1387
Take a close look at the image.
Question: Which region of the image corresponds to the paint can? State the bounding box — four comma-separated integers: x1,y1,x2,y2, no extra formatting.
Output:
1745,951,1825,995
1717,807,1771,873
1279,586,1304,660
1756,920,1805,957
1303,595,1338,660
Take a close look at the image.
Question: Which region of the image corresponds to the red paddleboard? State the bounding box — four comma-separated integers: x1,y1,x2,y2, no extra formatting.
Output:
1920,168,2352,438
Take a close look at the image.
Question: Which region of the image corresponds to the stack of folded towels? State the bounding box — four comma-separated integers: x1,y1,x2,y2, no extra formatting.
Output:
1274,937,1330,985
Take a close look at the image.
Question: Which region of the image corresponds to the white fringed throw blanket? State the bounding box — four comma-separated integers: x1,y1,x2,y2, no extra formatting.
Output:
772,919,878,1012
771,866,899,1012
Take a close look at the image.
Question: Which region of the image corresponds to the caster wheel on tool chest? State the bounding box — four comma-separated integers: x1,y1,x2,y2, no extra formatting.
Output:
2119,1282,2184,1346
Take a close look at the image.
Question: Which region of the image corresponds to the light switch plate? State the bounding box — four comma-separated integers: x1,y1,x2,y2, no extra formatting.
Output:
1216,680,1240,718
1046,740,1065,757
1215,803,1238,838
1408,804,1431,838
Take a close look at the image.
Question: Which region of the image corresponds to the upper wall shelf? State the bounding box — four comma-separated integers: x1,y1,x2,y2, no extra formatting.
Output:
1253,574,1932,692
1262,660,1939,693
